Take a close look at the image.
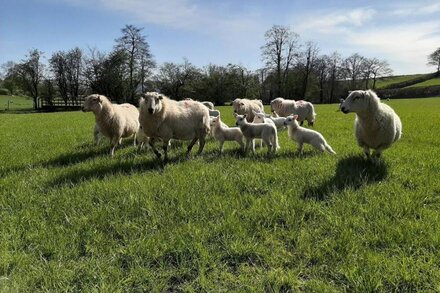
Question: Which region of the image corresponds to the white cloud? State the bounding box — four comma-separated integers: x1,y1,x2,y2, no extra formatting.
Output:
392,2,440,16
296,8,376,34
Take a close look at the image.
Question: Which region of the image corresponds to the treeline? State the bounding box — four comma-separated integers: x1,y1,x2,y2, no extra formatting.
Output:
0,25,393,109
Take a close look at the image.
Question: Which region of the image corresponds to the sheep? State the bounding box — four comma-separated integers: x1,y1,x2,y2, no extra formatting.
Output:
284,115,336,155
234,113,279,154
340,90,402,159
232,98,264,122
202,101,215,110
93,123,104,145
252,110,286,130
138,92,210,160
270,97,316,126
82,94,139,156
136,126,149,150
210,115,244,153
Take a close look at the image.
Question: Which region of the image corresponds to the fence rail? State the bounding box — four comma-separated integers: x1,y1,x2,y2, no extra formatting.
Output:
40,96,85,109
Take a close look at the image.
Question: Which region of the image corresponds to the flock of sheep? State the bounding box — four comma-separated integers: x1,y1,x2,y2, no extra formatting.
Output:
82,89,402,160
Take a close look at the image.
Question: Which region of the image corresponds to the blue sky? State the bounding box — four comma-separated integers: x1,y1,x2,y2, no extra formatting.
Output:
1,0,440,74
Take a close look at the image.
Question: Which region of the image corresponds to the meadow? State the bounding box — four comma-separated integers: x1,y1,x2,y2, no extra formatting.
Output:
0,98,439,291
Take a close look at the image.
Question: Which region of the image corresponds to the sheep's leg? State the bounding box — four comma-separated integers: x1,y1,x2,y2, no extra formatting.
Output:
297,142,304,155
251,139,256,154
219,140,225,154
149,138,162,159
265,138,273,154
94,128,101,145
237,138,245,153
186,137,199,157
373,149,382,159
162,140,169,161
197,135,206,156
110,137,120,156
133,133,137,147
244,138,250,154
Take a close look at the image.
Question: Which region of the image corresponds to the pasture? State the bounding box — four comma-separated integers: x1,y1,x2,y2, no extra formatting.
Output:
0,98,439,291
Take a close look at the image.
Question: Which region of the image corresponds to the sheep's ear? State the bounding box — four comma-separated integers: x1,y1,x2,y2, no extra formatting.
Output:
243,114,247,118
94,95,101,102
293,115,298,120
158,95,163,100
240,102,244,106
233,113,238,117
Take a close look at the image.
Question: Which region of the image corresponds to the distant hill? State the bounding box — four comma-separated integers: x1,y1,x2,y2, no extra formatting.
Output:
374,72,440,99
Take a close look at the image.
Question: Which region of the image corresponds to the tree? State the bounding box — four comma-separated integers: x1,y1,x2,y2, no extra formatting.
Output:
261,25,300,97
15,49,45,109
314,55,329,103
1,61,20,95
369,58,392,89
327,52,342,103
299,41,319,98
427,47,440,73
344,53,365,90
115,25,155,102
49,51,69,104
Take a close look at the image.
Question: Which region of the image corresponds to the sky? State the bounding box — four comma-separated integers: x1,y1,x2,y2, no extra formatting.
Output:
1,0,440,75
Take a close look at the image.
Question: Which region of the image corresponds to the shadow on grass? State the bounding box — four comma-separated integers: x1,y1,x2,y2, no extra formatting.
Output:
48,156,184,187
302,154,388,200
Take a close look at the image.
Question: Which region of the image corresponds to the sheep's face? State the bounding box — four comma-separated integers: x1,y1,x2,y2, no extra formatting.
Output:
82,94,102,112
210,117,220,127
270,98,283,113
283,115,299,127
143,92,163,114
252,111,266,124
232,99,246,114
234,114,247,126
341,90,368,114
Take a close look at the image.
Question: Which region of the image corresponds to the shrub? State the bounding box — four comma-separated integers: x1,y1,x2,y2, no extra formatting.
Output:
0,88,10,95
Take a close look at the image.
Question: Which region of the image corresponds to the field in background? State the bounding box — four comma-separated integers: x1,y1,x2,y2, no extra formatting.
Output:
374,74,424,89
1,98,440,291
406,77,440,88
0,95,33,112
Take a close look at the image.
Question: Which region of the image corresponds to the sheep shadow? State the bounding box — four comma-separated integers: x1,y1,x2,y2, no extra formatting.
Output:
302,154,388,200
48,156,183,187
43,144,111,167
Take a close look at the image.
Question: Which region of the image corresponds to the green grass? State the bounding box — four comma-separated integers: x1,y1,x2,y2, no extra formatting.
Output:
374,74,424,89
406,77,440,88
1,98,440,291
0,95,33,112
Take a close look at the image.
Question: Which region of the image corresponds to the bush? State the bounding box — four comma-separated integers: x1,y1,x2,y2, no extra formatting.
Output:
0,88,10,95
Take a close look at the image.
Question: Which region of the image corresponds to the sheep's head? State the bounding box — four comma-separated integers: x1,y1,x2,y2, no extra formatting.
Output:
142,92,164,114
340,90,376,114
82,94,103,113
232,98,246,114
210,116,220,127
252,110,266,124
283,115,299,128
270,97,283,113
234,113,247,126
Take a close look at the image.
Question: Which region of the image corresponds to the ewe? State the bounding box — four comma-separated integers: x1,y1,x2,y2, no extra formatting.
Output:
232,98,264,122
284,115,336,155
82,94,139,156
139,92,210,160
210,115,244,153
270,97,316,126
340,90,402,158
234,113,279,154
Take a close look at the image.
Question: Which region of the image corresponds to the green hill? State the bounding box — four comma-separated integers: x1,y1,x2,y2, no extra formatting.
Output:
405,77,440,88
375,74,424,89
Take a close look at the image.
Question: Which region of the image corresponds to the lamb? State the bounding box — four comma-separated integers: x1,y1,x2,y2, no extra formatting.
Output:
270,97,316,126
252,110,286,130
232,98,264,122
82,94,139,156
138,92,210,160
340,90,402,158
284,115,336,155
202,101,215,110
234,113,279,154
210,115,244,153
136,126,149,150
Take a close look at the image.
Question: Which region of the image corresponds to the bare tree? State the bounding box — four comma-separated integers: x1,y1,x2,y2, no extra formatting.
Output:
370,59,393,89
49,51,69,104
115,25,155,102
261,25,300,97
299,41,319,98
344,53,365,90
327,51,342,103
15,49,45,109
427,47,440,73
65,47,84,104
314,55,329,103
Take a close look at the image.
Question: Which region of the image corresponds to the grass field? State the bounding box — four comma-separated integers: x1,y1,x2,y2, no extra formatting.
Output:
0,95,33,112
1,98,440,291
406,77,440,88
374,74,424,89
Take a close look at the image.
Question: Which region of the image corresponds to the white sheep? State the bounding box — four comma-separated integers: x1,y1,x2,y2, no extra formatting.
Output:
284,115,336,155
252,110,286,130
202,101,215,110
210,115,244,153
232,98,264,122
340,90,402,158
82,94,139,156
270,97,316,126
93,123,104,145
234,113,279,154
136,126,149,150
139,92,210,160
